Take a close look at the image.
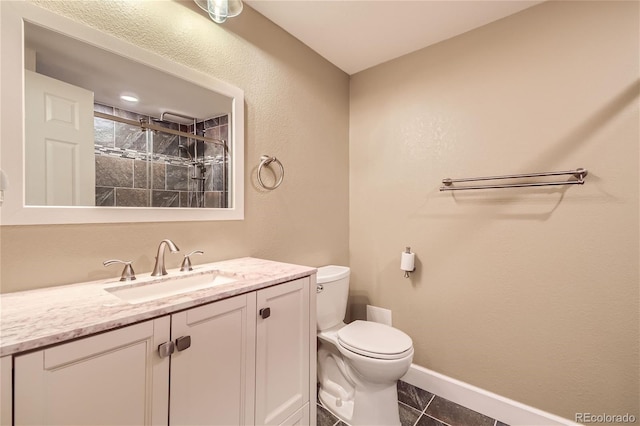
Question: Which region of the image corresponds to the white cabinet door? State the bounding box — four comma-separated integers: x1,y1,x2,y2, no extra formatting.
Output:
24,70,95,206
14,318,170,426
255,278,310,426
0,356,11,426
170,293,257,425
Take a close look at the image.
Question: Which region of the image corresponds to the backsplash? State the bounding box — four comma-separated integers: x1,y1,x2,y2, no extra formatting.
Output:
93,103,229,208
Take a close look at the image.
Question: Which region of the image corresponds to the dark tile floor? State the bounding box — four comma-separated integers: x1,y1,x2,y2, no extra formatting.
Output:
317,380,510,426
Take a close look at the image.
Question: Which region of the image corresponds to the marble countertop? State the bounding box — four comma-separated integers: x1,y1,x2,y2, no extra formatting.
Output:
0,257,316,357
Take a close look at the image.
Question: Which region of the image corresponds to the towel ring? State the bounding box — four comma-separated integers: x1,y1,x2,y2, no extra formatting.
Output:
257,155,284,190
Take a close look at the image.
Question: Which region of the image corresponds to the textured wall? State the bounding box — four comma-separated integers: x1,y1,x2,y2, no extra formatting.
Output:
0,0,350,292
350,1,638,421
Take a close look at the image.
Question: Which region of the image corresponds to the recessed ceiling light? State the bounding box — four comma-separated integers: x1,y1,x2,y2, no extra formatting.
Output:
120,94,139,103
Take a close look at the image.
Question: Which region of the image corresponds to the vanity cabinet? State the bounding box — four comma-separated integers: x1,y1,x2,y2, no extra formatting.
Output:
12,276,313,426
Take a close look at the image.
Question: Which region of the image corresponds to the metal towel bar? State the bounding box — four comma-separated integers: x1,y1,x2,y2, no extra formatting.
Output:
440,168,588,191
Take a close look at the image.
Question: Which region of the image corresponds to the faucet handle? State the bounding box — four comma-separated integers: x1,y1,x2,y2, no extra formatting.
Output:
104,259,136,282
180,250,204,272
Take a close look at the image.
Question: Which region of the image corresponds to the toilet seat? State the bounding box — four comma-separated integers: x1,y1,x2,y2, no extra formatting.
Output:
337,320,413,360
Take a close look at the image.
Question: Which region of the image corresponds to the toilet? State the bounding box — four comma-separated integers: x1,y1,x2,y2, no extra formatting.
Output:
316,265,414,426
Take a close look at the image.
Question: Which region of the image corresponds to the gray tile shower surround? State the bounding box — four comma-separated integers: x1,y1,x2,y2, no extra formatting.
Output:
317,381,510,426
93,103,229,208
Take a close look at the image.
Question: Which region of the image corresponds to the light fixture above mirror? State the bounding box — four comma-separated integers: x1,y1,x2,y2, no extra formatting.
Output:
194,0,244,24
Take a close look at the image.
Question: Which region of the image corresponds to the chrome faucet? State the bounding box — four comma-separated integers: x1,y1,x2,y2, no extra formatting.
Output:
151,239,180,276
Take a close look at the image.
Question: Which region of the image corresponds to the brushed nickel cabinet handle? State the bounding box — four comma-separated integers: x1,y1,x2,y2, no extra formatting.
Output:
158,341,175,358
259,308,271,319
175,336,192,352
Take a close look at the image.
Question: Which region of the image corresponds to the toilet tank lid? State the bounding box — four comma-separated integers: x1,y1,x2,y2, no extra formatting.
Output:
316,265,350,284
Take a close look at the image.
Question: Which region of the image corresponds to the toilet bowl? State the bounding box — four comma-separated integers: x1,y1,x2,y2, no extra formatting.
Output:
316,266,414,426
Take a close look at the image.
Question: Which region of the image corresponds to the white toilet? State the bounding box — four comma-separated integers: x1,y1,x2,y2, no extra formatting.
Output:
316,265,414,426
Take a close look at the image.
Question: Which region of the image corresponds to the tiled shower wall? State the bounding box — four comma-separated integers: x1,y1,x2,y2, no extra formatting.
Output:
93,103,229,208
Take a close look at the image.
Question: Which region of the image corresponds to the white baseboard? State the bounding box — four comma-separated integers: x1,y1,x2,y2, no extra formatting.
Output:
401,364,581,426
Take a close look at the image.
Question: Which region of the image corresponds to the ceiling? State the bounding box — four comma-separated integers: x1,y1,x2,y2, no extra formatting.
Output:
245,0,544,75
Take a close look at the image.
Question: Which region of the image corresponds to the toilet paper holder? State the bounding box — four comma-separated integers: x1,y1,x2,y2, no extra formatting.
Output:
401,247,415,278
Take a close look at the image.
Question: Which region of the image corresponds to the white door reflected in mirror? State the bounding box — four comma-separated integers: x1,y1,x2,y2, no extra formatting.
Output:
25,70,95,206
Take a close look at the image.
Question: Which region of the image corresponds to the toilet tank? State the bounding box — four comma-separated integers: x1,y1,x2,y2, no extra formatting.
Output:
316,265,350,331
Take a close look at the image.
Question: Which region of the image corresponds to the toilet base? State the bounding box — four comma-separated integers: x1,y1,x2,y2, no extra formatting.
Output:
317,329,411,426
319,387,355,423
319,380,401,426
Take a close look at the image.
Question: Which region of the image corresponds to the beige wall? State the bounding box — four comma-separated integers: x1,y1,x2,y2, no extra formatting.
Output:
350,0,638,421
0,0,350,292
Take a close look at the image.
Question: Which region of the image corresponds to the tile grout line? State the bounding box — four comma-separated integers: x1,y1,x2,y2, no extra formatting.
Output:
412,394,435,426
427,413,454,426
417,394,456,426
416,385,504,426
423,394,436,412
398,400,422,426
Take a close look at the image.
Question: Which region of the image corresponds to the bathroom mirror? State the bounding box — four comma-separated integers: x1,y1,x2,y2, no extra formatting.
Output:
0,2,245,225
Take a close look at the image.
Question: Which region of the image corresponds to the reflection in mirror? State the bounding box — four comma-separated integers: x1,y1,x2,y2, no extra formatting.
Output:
24,23,233,209
93,107,229,208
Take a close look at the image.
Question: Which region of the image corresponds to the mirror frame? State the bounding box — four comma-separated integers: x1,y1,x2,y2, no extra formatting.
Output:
0,1,245,225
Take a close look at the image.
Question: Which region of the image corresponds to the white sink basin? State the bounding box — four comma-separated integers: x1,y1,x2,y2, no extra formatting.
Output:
106,272,237,304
